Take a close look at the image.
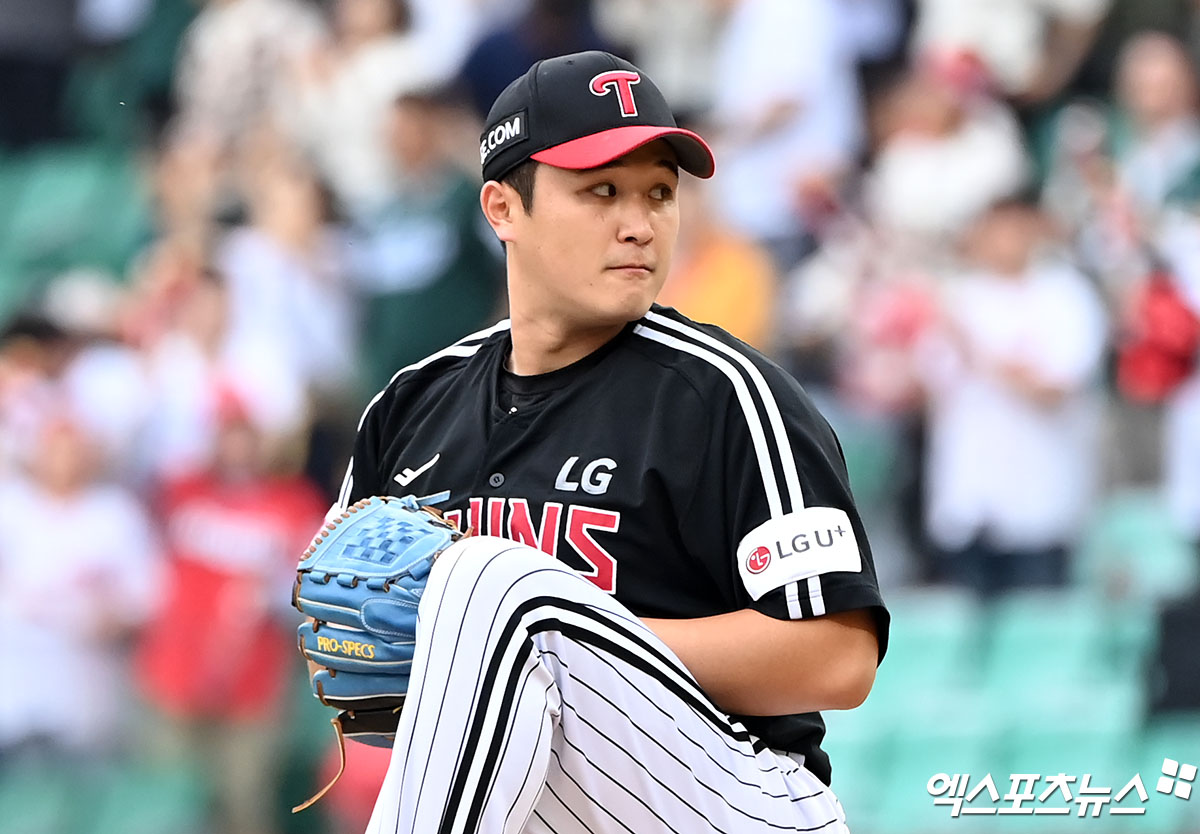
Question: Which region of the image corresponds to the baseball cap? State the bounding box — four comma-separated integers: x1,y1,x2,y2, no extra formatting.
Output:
480,51,715,183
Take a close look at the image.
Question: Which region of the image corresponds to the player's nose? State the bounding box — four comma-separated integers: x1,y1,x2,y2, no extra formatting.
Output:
616,199,654,244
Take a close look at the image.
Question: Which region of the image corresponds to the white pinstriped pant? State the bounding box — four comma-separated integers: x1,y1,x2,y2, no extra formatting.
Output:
365,536,852,834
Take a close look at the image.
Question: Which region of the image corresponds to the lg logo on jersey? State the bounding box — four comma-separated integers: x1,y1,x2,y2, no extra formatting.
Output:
746,546,772,574
555,456,616,495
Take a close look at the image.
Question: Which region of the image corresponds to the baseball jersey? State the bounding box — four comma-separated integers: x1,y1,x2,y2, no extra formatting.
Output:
339,304,889,785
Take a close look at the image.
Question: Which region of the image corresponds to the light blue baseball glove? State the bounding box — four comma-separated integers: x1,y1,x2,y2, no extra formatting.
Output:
291,493,464,810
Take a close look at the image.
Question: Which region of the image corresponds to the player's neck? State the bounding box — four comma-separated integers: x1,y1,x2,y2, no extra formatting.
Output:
506,312,625,376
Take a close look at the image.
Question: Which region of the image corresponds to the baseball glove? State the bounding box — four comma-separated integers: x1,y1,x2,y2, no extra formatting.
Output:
291,493,466,811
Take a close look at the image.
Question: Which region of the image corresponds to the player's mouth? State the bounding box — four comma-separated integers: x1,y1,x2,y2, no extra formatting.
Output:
607,263,655,275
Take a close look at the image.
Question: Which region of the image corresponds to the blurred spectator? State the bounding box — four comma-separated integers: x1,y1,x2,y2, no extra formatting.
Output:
282,0,451,217
911,0,1111,104
138,269,306,482
1040,98,1113,245
136,400,325,834
594,0,722,119
404,0,488,80
0,0,76,148
708,0,866,272
841,0,910,68
217,145,357,411
122,133,224,350
916,200,1108,596
1038,31,1200,298
172,0,325,153
40,271,153,484
347,90,504,396
457,0,612,117
658,176,778,350
1113,31,1200,215
865,59,1030,243
0,317,73,475
1153,207,1200,546
0,418,160,755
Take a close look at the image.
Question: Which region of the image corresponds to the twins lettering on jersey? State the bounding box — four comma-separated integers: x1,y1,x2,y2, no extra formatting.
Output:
442,497,621,594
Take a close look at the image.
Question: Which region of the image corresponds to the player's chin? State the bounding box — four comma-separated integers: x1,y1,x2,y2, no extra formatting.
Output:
601,270,663,318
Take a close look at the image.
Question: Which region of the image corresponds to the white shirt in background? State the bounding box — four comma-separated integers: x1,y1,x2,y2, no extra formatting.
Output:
709,0,864,241
912,0,1111,95
866,100,1030,240
0,479,161,750
919,257,1108,551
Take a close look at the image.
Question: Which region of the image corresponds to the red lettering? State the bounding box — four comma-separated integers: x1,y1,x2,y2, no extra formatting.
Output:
487,497,505,537
565,506,621,593
468,497,483,536
507,498,562,556
589,70,641,117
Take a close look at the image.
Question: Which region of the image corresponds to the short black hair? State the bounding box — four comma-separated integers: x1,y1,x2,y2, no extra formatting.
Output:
500,159,539,214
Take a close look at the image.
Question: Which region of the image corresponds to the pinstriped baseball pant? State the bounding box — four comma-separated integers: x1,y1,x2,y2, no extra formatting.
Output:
365,536,852,834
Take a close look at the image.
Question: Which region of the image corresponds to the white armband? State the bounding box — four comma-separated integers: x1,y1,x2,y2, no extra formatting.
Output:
736,507,863,601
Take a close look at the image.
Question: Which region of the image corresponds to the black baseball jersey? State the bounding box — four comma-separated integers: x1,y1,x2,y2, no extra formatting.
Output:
339,304,889,785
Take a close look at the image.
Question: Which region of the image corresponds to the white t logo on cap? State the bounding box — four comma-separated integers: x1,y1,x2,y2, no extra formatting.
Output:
590,70,641,117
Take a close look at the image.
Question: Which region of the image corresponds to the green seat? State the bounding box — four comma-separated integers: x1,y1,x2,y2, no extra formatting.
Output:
1136,713,1200,832
84,758,208,834
73,153,151,274
1103,596,1160,680
870,687,1003,834
124,0,198,106
0,151,29,241
982,590,1111,701
871,587,985,706
815,395,901,507
1073,489,1199,603
5,145,110,269
0,759,75,834
3,144,147,280
62,52,143,145
823,704,893,826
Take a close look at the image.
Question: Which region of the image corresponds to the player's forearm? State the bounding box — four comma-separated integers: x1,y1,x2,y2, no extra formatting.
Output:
642,608,878,716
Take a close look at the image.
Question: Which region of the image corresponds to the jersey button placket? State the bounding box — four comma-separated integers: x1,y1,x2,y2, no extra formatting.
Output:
488,472,505,488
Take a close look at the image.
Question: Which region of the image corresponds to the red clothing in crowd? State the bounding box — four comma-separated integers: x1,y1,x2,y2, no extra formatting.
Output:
136,473,326,719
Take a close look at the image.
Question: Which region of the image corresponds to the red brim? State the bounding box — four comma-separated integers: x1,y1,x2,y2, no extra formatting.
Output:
531,125,715,178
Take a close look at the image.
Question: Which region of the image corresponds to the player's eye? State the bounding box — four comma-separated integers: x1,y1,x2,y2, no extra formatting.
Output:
650,184,674,202
589,183,616,198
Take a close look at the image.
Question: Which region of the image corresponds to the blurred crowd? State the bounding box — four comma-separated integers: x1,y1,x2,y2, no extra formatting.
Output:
2,0,1200,832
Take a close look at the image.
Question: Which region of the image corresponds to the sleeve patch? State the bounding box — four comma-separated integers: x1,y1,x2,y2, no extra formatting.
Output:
736,508,862,602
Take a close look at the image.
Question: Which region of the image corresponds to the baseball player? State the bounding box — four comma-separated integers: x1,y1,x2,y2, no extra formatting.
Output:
321,51,888,833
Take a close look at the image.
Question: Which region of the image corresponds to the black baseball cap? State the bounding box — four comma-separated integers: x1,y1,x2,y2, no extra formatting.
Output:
479,51,715,183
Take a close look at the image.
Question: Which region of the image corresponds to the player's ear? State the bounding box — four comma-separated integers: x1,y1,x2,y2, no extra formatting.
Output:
480,180,519,245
